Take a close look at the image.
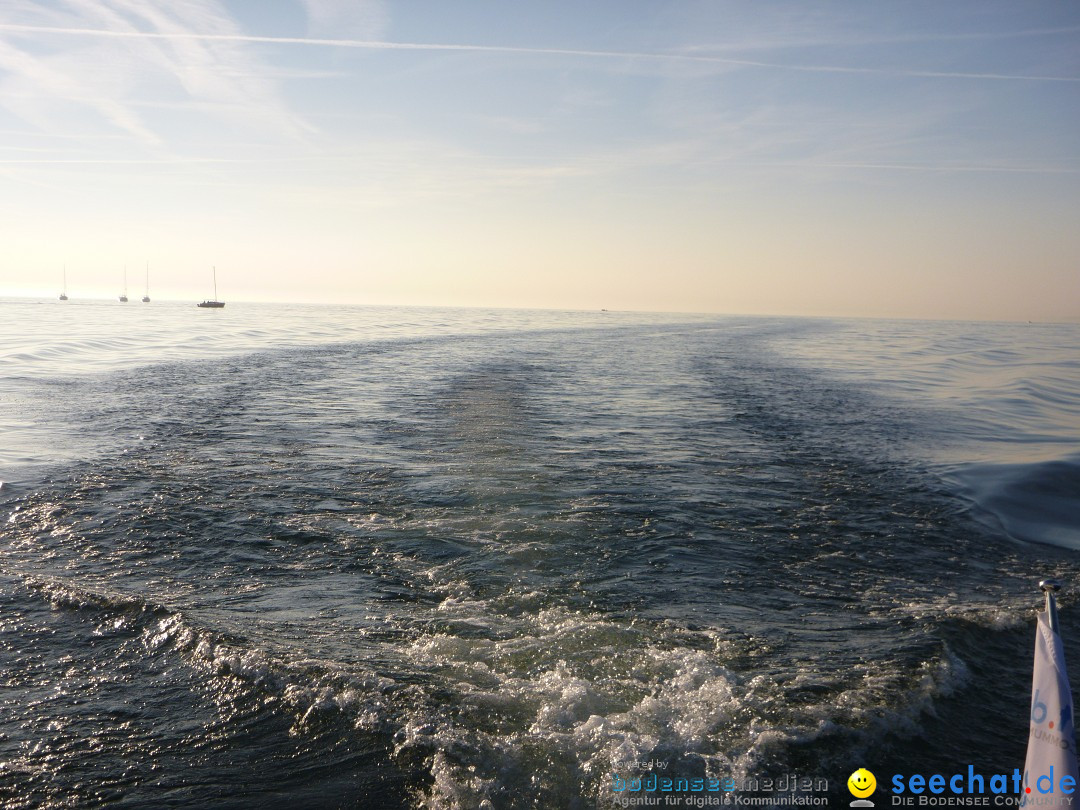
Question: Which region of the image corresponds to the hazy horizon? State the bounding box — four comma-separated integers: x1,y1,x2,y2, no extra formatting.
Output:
9,294,1080,327
2,2,1078,321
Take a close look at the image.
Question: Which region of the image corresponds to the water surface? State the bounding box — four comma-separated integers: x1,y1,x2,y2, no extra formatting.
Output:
1,299,1077,808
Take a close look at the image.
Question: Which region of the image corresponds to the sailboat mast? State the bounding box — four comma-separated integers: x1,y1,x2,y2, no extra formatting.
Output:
213,266,217,300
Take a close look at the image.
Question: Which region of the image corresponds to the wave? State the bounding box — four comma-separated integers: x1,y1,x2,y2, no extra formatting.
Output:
0,298,700,380
2,565,1003,810
944,454,1080,549
773,319,1080,468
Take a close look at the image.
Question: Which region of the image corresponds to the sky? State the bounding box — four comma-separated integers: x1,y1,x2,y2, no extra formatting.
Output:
0,1,1078,320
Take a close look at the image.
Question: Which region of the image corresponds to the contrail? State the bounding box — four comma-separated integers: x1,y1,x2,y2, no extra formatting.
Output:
780,161,1080,175
1,22,1078,83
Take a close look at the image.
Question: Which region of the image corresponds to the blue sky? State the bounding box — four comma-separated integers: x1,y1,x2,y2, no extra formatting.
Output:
1,1,1078,319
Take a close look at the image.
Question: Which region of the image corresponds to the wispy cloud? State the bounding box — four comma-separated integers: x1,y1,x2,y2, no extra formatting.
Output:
0,157,254,165
0,2,307,148
773,160,1080,175
0,35,162,143
302,0,387,40
679,24,1080,54
2,21,1078,83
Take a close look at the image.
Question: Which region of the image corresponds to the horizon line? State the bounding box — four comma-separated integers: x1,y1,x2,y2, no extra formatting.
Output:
1,293,1074,326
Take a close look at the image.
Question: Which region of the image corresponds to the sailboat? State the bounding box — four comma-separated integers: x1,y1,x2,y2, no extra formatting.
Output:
142,263,151,303
197,266,225,308
119,266,128,302
59,265,68,300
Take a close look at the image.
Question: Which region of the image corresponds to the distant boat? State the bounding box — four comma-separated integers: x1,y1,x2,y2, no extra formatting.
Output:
142,263,150,303
119,266,128,302
197,266,225,308
59,265,68,300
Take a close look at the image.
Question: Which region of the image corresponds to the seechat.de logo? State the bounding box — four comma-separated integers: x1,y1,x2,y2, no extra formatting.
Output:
848,768,877,807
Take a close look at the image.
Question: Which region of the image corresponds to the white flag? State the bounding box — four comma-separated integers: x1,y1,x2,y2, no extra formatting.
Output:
1023,611,1079,807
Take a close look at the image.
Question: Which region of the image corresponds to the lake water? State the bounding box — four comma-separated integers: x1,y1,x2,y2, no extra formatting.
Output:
1,298,1078,808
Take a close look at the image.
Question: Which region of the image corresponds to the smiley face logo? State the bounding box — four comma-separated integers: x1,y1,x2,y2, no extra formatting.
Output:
848,768,877,798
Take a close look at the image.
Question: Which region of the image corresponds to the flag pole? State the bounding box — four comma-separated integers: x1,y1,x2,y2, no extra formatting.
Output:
1024,577,1077,809
1041,579,1062,634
